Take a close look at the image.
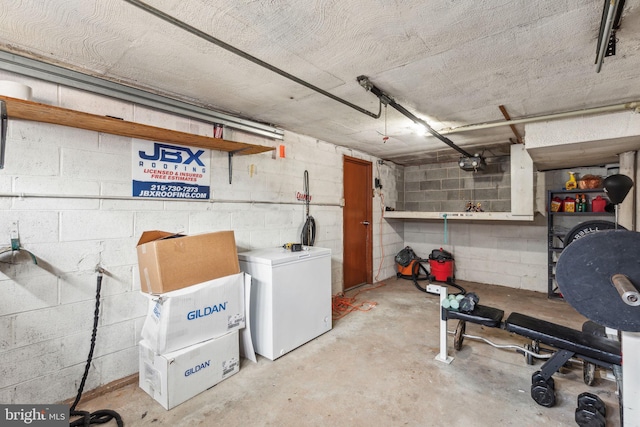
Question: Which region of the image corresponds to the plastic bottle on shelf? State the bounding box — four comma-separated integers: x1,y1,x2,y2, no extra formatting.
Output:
563,196,576,212
566,172,578,190
576,194,586,212
592,195,607,212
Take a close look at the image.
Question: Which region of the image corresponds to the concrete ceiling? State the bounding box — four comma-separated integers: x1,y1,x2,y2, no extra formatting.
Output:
1,0,640,168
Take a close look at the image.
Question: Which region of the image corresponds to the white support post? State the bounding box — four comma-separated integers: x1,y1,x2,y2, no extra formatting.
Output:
427,284,453,364
622,331,640,426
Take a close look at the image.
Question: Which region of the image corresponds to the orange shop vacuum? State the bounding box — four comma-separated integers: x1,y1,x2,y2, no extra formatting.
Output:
395,246,420,277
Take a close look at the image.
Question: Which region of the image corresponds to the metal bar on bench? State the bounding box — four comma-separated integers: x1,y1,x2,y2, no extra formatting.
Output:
458,333,552,360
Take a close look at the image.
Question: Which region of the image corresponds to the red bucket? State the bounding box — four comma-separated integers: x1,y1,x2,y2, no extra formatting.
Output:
429,258,454,282
428,248,454,282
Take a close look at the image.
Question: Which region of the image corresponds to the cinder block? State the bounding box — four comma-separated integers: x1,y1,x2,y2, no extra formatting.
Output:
60,211,133,241
98,133,133,155
93,346,139,388
440,200,467,212
419,180,441,191
133,105,193,132
13,301,95,349
189,211,232,233
11,195,99,212
99,291,147,327
59,268,132,305
0,315,14,351
0,386,12,405
426,190,448,201
62,147,130,182
14,176,100,196
133,211,189,236
60,87,134,121
404,192,426,202
0,176,11,193
520,276,547,292
473,188,500,200
425,168,448,180
468,175,494,189
0,322,133,390
497,187,512,200
0,275,57,317
2,136,60,176
26,241,102,272
490,200,511,212
265,209,295,227
10,120,99,151
101,198,165,211
446,189,472,201
405,169,426,183
232,210,266,229
8,365,86,406
249,229,281,248
0,210,59,243
101,182,136,197
442,178,464,190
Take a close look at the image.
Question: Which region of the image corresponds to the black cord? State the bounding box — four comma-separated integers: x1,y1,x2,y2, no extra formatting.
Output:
69,271,124,427
398,259,466,295
301,170,316,246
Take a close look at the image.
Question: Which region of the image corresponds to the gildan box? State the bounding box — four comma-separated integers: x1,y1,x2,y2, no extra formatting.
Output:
136,230,240,294
141,272,247,354
139,330,240,410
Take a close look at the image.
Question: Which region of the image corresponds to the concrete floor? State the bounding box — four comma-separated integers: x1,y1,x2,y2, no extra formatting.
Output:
74,277,620,426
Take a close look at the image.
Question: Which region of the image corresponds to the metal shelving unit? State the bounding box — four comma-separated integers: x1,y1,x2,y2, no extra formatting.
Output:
547,189,614,299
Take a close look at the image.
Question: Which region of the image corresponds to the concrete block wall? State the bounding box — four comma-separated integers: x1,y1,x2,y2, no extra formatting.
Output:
399,164,619,294
402,156,511,212
400,217,548,293
397,155,550,292
0,70,402,405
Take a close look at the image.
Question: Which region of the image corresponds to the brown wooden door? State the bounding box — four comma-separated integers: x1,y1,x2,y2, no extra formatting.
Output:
343,156,373,290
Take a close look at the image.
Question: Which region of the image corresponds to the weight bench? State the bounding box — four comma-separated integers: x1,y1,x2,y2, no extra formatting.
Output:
505,312,622,407
430,284,622,408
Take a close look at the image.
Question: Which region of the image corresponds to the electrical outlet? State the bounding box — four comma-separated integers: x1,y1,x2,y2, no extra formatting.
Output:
375,178,383,189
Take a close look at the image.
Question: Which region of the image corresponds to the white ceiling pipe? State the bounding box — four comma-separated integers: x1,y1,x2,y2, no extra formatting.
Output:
438,101,640,135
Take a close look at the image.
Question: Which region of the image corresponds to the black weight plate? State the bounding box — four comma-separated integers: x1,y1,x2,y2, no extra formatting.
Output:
453,320,465,351
531,383,556,407
556,230,640,332
575,408,606,427
564,220,624,247
577,392,606,417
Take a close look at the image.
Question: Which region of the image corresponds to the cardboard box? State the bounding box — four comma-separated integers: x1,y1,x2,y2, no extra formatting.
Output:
137,230,240,294
139,330,240,410
141,272,247,354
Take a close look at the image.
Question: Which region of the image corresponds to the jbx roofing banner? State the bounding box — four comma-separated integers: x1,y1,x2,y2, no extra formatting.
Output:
132,140,210,199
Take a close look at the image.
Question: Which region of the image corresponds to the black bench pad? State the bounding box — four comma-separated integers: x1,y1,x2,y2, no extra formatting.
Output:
505,312,622,366
444,304,504,327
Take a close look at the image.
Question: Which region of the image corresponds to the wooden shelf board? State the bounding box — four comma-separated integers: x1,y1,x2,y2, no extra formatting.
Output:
383,211,534,221
0,96,275,155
